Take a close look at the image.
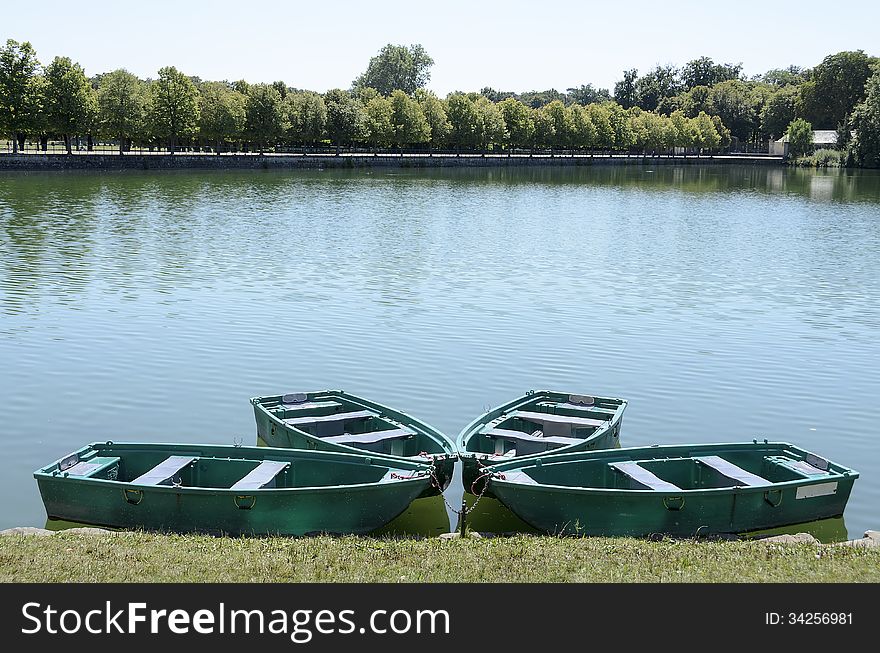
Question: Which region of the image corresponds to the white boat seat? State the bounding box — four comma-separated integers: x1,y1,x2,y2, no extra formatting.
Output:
324,428,415,445
284,410,375,426
231,460,289,490
512,410,606,428
610,462,682,491
695,456,769,487
277,400,341,412
132,456,196,486
484,428,581,447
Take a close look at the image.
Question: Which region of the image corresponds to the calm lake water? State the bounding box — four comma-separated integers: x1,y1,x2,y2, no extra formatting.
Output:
1,165,878,538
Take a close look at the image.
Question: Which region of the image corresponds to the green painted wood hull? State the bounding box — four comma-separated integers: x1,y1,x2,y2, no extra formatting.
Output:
35,442,433,536
484,442,858,537
252,390,455,493
457,390,626,492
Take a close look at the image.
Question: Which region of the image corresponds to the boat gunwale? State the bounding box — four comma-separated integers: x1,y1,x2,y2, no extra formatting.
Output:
34,441,434,495
485,441,859,497
455,389,627,459
251,390,456,459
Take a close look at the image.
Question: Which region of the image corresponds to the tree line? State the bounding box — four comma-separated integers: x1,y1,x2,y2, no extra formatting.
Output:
0,40,729,157
0,40,877,166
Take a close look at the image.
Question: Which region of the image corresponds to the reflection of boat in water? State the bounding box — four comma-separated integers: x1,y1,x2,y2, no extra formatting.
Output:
744,516,849,544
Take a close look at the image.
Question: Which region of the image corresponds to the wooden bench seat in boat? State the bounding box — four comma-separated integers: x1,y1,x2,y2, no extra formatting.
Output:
283,410,375,426
695,456,769,487
766,456,831,477
484,428,582,447
512,410,606,428
535,401,616,416
324,428,416,446
60,456,120,477
276,400,341,412
132,456,196,486
609,462,682,491
231,460,289,490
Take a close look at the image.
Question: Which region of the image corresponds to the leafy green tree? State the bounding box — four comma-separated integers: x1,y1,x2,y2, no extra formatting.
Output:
43,56,97,154
681,57,742,90
614,69,638,109
707,79,757,143
628,108,649,151
517,89,566,109
845,70,880,167
97,69,147,154
271,80,288,99
607,102,633,150
446,93,478,151
532,108,555,149
786,118,813,158
587,103,614,150
389,89,429,148
353,43,433,95
198,81,246,153
415,89,450,149
0,39,42,153
635,65,682,111
798,50,876,128
286,91,326,146
498,97,534,149
245,84,286,154
147,66,200,154
760,65,808,87
473,96,505,150
566,84,611,105
542,100,571,149
760,85,799,140
363,94,393,148
712,115,732,148
670,110,696,149
324,89,366,151
693,111,721,151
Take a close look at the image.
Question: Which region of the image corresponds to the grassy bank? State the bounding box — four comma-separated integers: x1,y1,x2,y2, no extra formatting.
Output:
2,532,878,582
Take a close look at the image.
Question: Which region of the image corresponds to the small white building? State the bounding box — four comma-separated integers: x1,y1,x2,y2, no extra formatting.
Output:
770,130,838,156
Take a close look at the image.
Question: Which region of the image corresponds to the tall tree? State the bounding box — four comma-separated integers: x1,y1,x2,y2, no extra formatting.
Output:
98,69,147,154
587,103,615,150
473,96,505,150
353,43,433,95
324,89,366,151
445,93,478,151
760,85,799,140
0,39,42,153
798,51,876,128
498,97,534,149
245,84,286,154
415,89,450,150
542,100,572,149
635,65,682,112
707,79,758,143
389,89,429,148
286,91,326,146
43,56,97,154
786,118,813,158
147,66,200,154
614,69,638,109
692,111,721,151
845,69,880,168
363,93,393,148
566,84,611,105
681,57,742,90
198,81,246,153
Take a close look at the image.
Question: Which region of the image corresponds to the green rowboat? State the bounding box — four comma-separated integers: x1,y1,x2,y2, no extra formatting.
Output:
457,390,626,493
35,442,434,536
251,391,456,492
480,441,858,537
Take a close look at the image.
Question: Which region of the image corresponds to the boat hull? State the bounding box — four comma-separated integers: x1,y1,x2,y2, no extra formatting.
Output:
485,442,858,537
35,443,432,536
252,391,456,493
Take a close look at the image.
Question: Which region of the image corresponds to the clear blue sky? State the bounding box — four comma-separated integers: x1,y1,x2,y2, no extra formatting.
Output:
5,0,879,94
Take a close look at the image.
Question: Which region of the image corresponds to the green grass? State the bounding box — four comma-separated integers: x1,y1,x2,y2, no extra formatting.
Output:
2,532,878,582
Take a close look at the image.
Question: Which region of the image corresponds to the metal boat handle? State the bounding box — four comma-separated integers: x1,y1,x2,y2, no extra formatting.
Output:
235,495,256,510
764,489,783,507
123,488,143,505
663,496,685,511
